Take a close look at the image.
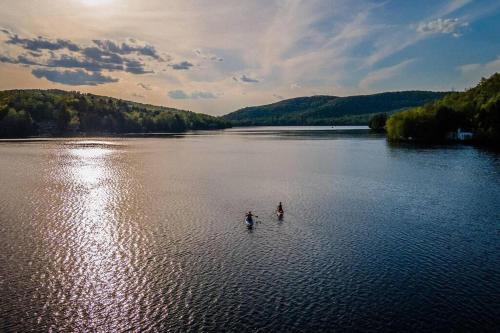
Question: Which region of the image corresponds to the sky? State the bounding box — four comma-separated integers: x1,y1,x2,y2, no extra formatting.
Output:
0,0,499,115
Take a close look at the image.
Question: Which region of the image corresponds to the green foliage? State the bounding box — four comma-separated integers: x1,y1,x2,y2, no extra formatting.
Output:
368,113,388,132
0,89,230,137
223,91,447,126
0,107,34,137
386,73,500,146
476,94,500,142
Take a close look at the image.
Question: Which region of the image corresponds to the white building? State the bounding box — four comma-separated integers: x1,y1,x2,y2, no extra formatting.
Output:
447,128,474,141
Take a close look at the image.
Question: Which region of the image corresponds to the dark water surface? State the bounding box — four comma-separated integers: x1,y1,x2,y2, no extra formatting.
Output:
1,127,499,332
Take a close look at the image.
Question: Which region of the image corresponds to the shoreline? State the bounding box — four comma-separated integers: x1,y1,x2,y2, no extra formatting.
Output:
0,126,497,151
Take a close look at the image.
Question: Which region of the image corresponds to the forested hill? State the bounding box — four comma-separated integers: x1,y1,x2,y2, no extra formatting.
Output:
386,73,500,147
0,89,230,137
223,91,448,126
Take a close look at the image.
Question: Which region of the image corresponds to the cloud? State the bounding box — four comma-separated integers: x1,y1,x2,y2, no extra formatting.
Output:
5,32,80,51
457,56,500,79
233,74,259,83
241,74,259,83
82,47,124,65
194,49,223,61
168,90,189,99
28,51,44,58
132,93,145,98
47,54,123,71
360,59,415,89
441,0,474,16
364,7,474,68
0,55,17,64
0,54,40,65
458,63,481,73
170,61,194,70
93,39,164,61
417,18,469,37
137,82,152,90
168,89,217,99
124,59,153,74
32,68,118,85
47,49,150,74
191,91,217,99
0,30,169,85
273,94,284,100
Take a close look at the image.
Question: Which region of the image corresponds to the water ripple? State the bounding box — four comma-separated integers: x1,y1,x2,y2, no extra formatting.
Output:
0,134,499,332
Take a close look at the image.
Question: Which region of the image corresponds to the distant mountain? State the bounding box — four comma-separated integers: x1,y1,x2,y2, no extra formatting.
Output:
0,89,230,137
223,91,448,126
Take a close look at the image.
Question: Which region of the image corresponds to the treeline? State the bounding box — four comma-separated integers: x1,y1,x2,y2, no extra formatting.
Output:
0,90,230,137
386,73,500,147
223,91,447,126
230,111,393,126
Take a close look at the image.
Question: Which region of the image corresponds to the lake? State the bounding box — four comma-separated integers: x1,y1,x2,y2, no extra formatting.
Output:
0,127,499,332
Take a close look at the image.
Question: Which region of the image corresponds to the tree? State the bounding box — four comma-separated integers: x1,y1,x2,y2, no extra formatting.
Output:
55,108,71,132
0,89,230,137
368,113,388,132
386,73,500,147
0,108,34,137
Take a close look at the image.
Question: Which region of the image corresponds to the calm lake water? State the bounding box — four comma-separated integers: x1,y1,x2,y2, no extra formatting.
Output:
1,127,499,332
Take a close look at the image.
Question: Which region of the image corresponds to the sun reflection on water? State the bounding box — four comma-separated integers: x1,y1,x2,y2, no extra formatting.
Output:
62,140,132,329
70,148,111,185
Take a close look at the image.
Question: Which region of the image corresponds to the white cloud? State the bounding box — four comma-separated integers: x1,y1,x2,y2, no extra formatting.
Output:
360,59,415,89
458,56,500,77
441,0,474,16
363,30,422,68
362,0,476,69
417,18,468,37
454,56,500,89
